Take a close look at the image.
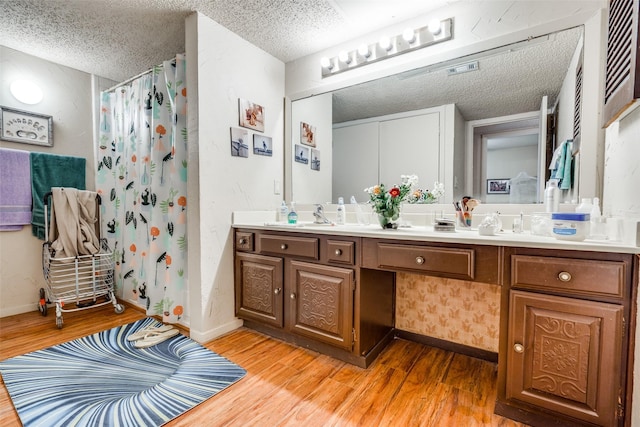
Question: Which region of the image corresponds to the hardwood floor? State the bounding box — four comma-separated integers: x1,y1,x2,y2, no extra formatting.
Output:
0,303,527,426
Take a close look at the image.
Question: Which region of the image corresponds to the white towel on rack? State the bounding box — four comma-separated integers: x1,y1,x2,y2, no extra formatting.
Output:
49,188,100,258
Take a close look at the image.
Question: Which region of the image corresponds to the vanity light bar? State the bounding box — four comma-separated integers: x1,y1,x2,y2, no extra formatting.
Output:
321,18,453,78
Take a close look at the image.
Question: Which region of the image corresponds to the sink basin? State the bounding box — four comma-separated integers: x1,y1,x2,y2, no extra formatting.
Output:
298,221,335,227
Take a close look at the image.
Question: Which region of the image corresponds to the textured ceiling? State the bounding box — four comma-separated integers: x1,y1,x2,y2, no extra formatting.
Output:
331,26,583,122
1,1,585,123
0,0,449,82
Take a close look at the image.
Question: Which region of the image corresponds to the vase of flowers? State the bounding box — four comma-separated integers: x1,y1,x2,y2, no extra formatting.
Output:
365,175,418,229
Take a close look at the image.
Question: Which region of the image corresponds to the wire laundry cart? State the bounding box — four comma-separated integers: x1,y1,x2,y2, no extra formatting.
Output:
39,190,124,328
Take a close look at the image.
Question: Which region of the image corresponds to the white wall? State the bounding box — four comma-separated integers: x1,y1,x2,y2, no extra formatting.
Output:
604,104,640,427
185,13,285,342
0,47,96,316
290,93,332,203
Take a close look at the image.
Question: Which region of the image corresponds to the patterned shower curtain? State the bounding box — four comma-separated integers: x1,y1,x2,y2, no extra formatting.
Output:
97,55,188,323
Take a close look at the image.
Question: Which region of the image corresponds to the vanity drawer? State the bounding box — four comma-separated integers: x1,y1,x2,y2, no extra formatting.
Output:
326,240,355,265
373,243,475,280
235,231,254,252
258,234,319,259
511,255,626,299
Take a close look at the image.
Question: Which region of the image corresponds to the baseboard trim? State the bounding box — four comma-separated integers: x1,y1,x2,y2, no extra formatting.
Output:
0,303,38,318
190,318,243,344
395,329,498,363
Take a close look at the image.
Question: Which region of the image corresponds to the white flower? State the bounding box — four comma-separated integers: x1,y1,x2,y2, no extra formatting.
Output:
401,174,419,187
431,181,445,199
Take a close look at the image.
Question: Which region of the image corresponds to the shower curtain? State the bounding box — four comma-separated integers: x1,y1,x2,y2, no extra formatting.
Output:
97,55,188,323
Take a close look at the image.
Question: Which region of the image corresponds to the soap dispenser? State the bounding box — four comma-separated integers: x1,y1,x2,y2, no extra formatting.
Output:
336,197,346,225
288,202,298,225
279,200,289,222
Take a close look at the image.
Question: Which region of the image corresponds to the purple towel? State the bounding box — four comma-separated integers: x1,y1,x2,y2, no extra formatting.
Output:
0,148,32,230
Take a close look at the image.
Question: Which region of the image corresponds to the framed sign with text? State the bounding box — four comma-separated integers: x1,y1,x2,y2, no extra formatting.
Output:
1,106,53,147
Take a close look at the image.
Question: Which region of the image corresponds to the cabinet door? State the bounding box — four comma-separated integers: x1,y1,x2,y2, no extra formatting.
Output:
507,290,623,426
288,260,354,351
235,253,284,328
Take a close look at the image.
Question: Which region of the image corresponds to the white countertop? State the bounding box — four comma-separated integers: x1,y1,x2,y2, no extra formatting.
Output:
232,211,640,254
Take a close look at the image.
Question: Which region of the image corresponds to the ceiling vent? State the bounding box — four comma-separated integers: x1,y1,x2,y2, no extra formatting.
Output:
447,61,479,76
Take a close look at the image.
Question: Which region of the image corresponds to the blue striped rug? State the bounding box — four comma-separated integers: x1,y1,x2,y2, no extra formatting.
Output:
0,318,246,426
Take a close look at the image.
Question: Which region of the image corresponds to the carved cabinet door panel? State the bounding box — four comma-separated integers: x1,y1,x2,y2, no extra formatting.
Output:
288,260,354,350
235,253,284,328
506,290,623,426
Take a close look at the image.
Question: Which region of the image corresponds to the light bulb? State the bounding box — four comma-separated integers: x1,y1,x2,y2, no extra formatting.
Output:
320,57,332,69
402,28,416,43
338,50,351,64
428,19,442,35
379,36,392,51
10,80,43,104
357,44,370,58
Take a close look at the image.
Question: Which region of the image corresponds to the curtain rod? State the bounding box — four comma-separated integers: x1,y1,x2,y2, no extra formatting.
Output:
104,55,181,93
105,66,155,93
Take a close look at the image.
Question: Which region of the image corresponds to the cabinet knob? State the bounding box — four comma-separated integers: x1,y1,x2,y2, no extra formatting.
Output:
558,271,572,282
335,249,342,256
280,243,288,250
238,238,247,245
274,288,281,295
290,293,296,300
513,343,524,353
415,256,425,265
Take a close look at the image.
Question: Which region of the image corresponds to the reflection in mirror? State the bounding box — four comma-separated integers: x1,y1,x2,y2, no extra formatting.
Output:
291,26,583,205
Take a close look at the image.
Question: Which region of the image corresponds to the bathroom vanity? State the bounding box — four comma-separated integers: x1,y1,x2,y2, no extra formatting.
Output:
232,221,639,427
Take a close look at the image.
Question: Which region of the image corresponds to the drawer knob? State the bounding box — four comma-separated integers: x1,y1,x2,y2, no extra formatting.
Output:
335,249,342,256
274,288,281,295
238,238,247,245
290,293,296,300
415,256,425,265
558,271,572,282
513,343,524,353
280,243,288,250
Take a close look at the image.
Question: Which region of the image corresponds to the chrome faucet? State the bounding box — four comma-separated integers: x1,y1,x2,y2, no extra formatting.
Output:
313,204,332,224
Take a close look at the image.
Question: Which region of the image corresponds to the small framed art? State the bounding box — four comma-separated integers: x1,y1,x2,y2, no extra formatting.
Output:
230,127,249,158
253,135,273,156
294,144,309,164
238,98,264,132
300,122,316,147
310,149,320,171
0,106,53,147
487,179,510,194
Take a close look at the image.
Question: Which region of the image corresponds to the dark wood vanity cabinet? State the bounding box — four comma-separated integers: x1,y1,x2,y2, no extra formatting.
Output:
497,248,636,427
234,229,394,367
235,252,283,328
288,260,354,350
235,228,638,425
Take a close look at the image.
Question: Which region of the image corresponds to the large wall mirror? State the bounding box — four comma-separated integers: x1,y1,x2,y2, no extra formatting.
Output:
290,26,584,205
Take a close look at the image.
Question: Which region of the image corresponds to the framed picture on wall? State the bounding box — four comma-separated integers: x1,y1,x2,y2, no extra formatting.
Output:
253,134,272,156
310,148,320,171
487,178,510,194
0,106,53,147
294,144,309,164
238,98,264,132
230,127,249,158
300,121,316,147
